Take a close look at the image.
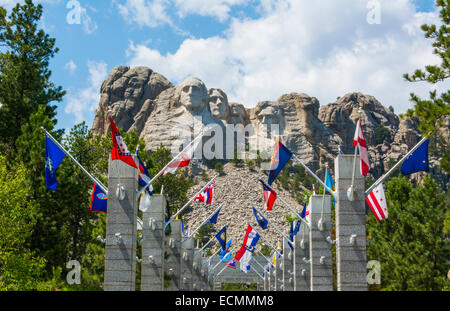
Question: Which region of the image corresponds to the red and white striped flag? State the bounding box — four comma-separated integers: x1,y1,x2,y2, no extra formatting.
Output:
366,183,388,221
162,138,201,175
353,118,370,176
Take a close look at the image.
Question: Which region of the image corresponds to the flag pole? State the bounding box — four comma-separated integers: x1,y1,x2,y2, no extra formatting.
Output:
252,255,267,272
212,251,231,271
255,248,274,267
261,178,311,228
319,164,329,228
365,136,428,195
186,204,223,240
194,236,217,256
252,206,293,248
348,109,362,201
291,153,336,199
136,130,204,196
41,127,108,194
214,264,228,280
251,225,283,257
165,175,218,228
250,265,264,280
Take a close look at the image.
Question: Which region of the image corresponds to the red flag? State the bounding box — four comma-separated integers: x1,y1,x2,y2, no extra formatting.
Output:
161,138,200,175
353,118,369,176
366,183,388,221
109,117,137,168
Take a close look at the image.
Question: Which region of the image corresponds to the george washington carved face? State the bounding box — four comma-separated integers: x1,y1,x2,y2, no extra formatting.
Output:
178,77,207,110
208,88,230,120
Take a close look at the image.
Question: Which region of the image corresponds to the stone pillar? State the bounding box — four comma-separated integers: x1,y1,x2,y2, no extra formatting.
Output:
104,155,138,291
164,220,182,291
335,155,368,291
294,226,310,291
180,237,194,291
277,257,284,291
309,195,333,291
141,194,165,291
283,238,294,291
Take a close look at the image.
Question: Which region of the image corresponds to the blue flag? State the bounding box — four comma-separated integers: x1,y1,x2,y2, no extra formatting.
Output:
252,207,268,230
136,151,152,194
325,168,335,205
220,239,232,262
267,140,293,185
90,183,107,213
401,139,430,175
204,206,222,226
216,226,227,250
292,219,301,236
288,221,294,251
45,135,66,191
301,202,307,218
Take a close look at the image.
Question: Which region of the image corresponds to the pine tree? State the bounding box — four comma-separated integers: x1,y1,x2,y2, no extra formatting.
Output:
0,0,65,156
366,176,449,290
403,0,450,172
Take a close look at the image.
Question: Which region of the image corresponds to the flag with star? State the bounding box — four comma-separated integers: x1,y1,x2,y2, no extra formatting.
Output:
267,138,292,185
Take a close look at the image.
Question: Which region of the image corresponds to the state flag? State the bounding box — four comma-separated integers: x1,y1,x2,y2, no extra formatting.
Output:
203,205,222,226
216,226,227,251
162,138,201,175
267,139,292,185
401,139,430,175
194,182,215,205
259,179,277,210
109,117,137,169
227,258,237,269
353,118,370,176
90,183,107,213
252,207,268,230
235,225,260,263
366,183,388,221
136,149,153,194
45,135,66,191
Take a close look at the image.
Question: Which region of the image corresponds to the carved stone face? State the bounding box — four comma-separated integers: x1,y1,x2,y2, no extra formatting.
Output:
258,106,280,125
208,89,230,120
178,77,207,110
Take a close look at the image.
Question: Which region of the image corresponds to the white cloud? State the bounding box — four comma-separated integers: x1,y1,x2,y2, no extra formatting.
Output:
65,61,108,123
173,0,247,22
126,0,445,114
64,60,77,73
116,0,173,28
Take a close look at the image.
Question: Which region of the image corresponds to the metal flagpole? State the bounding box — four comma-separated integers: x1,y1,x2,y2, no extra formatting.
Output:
255,248,274,267
251,265,264,280
348,109,362,201
165,175,218,228
186,205,224,240
252,255,266,272
194,236,216,256
136,130,204,196
214,264,228,280
260,178,311,228
212,251,232,271
365,136,429,195
251,226,282,257
41,127,108,194
252,206,293,249
291,153,336,199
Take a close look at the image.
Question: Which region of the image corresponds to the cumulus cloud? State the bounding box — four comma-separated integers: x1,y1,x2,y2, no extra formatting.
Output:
65,61,108,123
116,0,173,28
125,0,444,114
173,0,247,22
64,60,77,73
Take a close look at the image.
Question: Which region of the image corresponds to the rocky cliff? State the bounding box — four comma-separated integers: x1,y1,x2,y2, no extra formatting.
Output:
91,66,448,249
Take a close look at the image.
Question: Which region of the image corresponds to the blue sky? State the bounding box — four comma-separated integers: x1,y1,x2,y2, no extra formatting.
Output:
0,0,442,133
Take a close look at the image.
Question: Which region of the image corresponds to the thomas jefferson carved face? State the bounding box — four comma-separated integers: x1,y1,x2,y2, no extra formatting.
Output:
208,89,230,120
178,77,207,110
